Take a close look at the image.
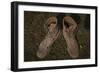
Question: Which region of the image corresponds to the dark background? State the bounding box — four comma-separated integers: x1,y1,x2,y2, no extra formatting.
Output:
24,11,90,62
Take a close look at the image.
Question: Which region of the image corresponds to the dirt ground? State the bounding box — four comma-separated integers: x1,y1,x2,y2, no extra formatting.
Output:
24,11,90,62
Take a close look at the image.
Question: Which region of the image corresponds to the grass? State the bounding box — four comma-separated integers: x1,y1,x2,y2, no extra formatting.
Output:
24,11,90,62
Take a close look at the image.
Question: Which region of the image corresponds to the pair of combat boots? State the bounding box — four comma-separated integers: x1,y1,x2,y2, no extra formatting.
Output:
37,15,79,59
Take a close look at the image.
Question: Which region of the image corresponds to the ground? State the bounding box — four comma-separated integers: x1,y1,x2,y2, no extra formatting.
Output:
24,11,90,62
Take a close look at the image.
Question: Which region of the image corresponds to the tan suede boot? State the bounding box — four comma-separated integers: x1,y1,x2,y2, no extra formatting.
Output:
37,16,60,58
63,16,79,58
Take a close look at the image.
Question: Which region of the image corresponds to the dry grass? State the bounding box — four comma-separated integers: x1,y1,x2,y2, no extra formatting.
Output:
24,11,90,62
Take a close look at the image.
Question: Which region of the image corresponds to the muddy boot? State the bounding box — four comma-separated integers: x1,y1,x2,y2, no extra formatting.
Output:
37,16,60,59
63,16,79,58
